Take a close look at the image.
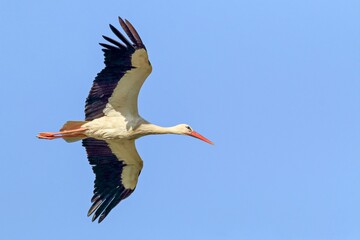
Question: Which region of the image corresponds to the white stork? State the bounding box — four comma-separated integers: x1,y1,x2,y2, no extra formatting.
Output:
38,17,212,223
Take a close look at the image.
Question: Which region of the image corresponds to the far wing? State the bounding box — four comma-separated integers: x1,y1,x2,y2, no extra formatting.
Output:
85,17,152,121
82,138,143,223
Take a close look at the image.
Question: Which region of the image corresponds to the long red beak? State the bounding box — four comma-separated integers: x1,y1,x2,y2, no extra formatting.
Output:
188,131,213,145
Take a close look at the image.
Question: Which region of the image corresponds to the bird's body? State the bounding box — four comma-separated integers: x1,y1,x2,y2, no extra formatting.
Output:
38,17,212,223
83,115,147,140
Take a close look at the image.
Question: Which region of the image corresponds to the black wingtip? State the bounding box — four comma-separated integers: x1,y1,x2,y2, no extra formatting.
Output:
118,17,127,29
99,43,118,51
118,16,124,24
109,24,117,33
109,23,134,49
88,199,102,217
115,17,146,49
98,214,106,223
102,35,126,49
91,194,100,203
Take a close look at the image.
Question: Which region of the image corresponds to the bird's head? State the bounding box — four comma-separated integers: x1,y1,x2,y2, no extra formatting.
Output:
175,124,213,145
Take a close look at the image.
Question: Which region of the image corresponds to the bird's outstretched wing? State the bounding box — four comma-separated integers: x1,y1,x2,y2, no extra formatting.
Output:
85,17,152,121
82,138,143,223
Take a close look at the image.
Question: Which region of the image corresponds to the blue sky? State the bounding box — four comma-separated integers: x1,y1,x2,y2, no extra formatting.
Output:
1,0,359,239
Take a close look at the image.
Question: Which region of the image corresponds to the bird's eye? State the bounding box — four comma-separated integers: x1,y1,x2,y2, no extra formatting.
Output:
186,126,192,131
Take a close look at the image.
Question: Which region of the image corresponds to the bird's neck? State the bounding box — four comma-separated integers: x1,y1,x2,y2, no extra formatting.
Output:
136,123,178,136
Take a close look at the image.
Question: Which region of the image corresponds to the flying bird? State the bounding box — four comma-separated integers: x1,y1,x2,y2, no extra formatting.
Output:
38,17,212,223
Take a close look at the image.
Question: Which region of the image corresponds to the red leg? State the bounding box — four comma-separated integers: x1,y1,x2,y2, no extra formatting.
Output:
37,128,87,140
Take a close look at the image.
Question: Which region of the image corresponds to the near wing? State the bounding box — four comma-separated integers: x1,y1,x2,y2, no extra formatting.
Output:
85,17,152,121
82,138,143,223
